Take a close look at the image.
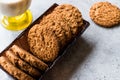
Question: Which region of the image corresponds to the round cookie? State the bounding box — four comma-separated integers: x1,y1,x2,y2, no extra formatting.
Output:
28,24,60,62
89,2,120,27
53,4,83,36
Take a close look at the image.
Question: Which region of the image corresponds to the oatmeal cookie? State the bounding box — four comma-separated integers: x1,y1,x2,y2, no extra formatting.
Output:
5,50,41,79
53,4,83,36
39,14,67,48
0,56,35,80
90,2,120,27
28,24,60,62
10,45,48,71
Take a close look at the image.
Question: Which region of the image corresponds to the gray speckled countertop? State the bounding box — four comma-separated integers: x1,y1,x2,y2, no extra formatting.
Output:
0,0,120,80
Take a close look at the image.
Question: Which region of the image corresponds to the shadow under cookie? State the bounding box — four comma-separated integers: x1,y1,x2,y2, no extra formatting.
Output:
41,37,95,80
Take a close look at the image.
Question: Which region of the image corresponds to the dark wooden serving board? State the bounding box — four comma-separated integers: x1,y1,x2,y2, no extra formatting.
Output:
0,3,90,80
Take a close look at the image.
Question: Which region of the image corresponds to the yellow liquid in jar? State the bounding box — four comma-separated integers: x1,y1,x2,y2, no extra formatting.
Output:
1,10,32,31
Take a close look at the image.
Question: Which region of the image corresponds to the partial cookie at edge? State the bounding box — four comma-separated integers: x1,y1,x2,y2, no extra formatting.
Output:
5,50,41,79
53,4,83,36
0,56,35,80
10,44,48,71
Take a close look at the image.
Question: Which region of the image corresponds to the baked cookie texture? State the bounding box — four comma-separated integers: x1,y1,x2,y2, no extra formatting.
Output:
40,14,67,48
40,4,83,40
10,45,48,71
53,4,83,36
28,24,60,62
28,4,83,62
0,56,35,80
0,4,84,80
5,50,41,79
90,2,120,27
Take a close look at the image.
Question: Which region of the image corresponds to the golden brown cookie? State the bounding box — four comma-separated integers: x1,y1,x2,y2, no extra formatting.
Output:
39,14,67,48
0,56,35,80
5,50,41,79
28,24,60,62
10,45,48,71
50,12,72,43
53,4,83,36
39,4,83,45
89,2,120,27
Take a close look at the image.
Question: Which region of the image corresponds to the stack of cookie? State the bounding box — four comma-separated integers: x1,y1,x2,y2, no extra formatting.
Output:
28,4,83,62
0,45,48,80
0,4,84,80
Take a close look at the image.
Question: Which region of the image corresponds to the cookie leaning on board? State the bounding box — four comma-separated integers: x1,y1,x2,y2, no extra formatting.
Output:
28,4,84,62
28,24,60,62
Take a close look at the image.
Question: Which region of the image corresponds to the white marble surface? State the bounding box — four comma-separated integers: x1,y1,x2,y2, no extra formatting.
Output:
0,0,120,80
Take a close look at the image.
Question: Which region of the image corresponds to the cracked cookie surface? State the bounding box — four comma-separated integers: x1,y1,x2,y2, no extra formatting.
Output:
5,50,41,79
0,56,35,80
90,2,120,27
10,45,48,71
28,24,60,62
